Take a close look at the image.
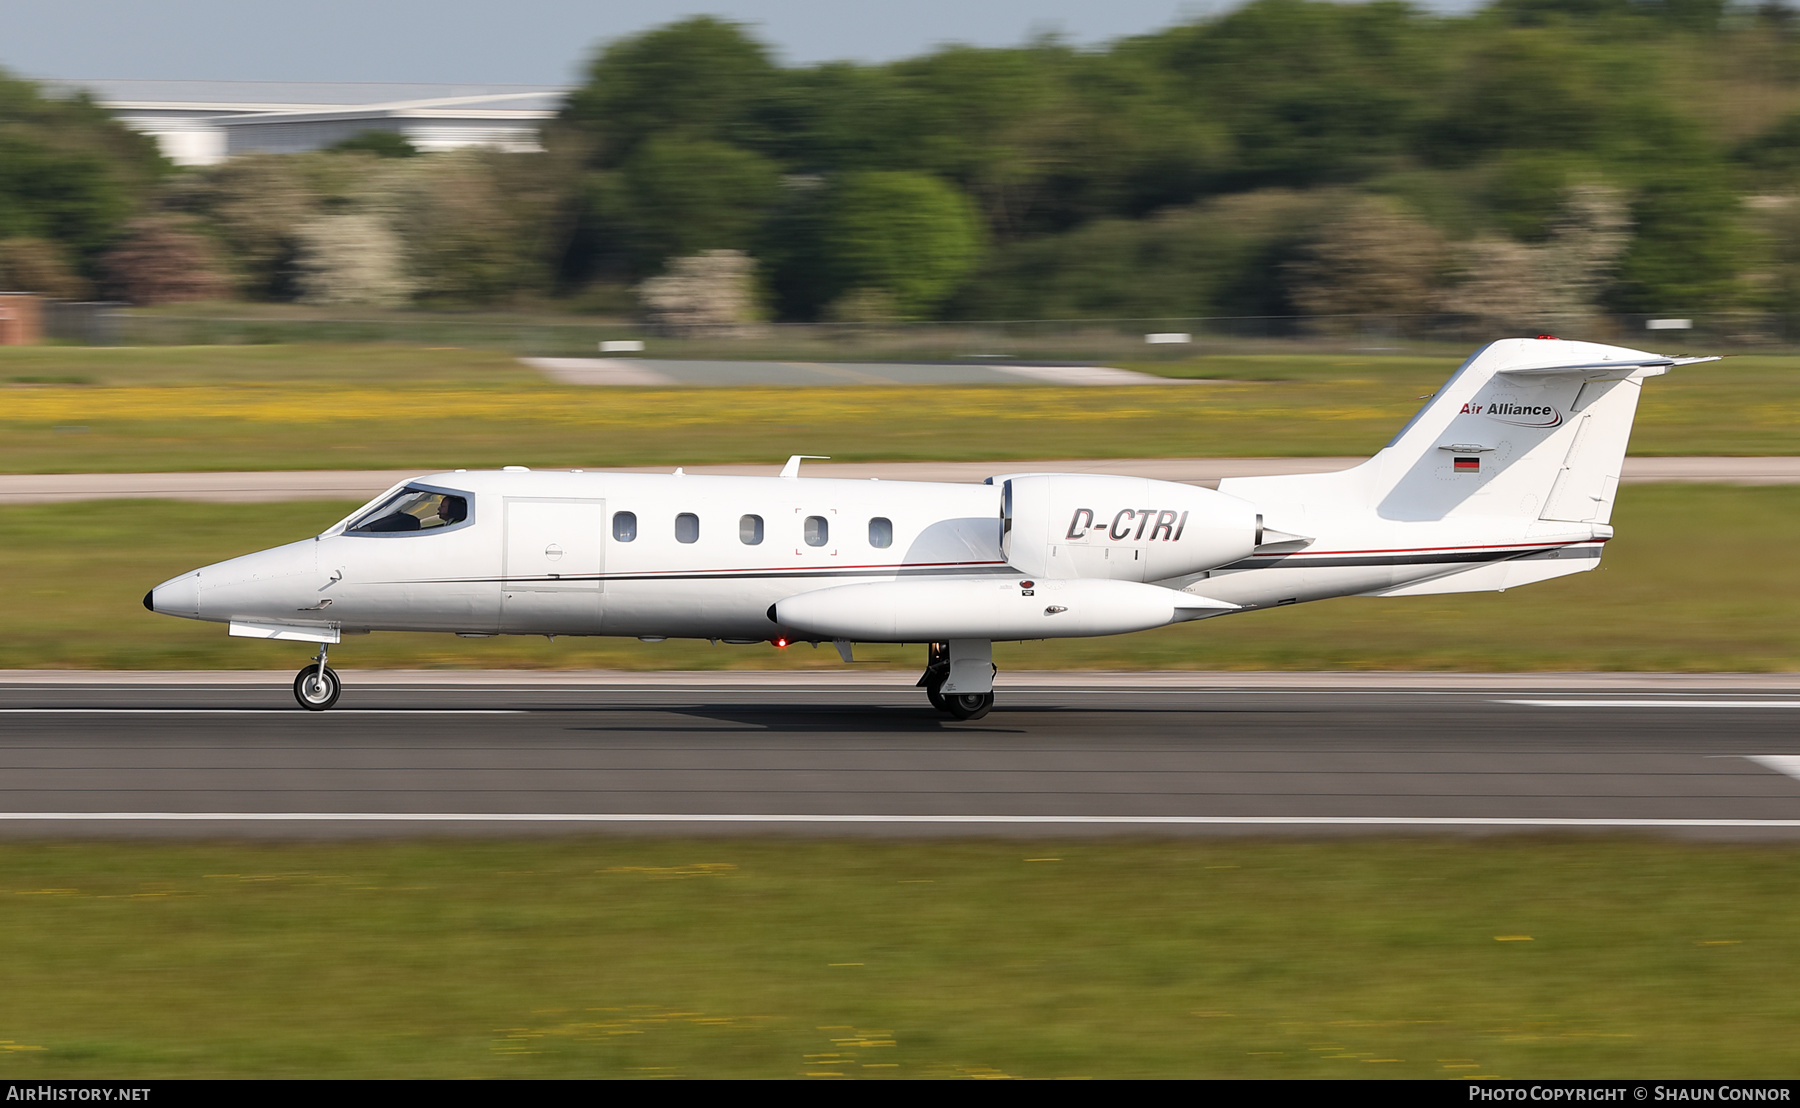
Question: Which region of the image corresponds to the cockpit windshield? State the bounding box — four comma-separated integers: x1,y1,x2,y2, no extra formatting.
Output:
346,487,470,534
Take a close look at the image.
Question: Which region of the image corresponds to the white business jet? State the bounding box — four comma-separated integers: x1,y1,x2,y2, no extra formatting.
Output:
145,337,1709,716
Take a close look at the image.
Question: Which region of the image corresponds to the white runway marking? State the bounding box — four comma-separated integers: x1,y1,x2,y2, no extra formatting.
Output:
1498,700,1800,709
521,357,676,386
1,813,1799,828
991,364,1184,386
0,709,524,715
1748,755,1800,782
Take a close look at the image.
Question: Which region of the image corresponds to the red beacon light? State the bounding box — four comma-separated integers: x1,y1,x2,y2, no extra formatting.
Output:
1536,334,1560,340
773,637,789,649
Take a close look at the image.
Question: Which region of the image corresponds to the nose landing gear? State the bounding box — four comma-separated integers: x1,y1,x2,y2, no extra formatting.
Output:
293,645,341,711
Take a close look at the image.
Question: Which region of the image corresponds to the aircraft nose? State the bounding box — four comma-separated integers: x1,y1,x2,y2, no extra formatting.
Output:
148,571,201,619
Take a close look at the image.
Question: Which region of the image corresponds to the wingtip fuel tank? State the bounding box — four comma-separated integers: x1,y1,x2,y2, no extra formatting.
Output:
773,576,1237,642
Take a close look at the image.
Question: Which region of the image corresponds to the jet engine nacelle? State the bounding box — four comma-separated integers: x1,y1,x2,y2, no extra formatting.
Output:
998,474,1260,582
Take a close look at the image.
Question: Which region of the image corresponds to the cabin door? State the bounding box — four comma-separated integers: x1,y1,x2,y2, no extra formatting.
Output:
501,497,605,633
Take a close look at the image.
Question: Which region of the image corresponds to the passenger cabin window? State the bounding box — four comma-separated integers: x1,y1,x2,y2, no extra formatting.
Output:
675,512,700,544
804,515,829,547
347,488,468,534
869,517,893,549
740,514,764,545
612,511,637,542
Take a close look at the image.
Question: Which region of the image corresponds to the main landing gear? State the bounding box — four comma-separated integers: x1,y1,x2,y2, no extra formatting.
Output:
293,645,341,711
917,640,996,721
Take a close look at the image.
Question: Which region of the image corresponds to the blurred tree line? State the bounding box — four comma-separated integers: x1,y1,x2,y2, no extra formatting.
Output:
13,0,1800,325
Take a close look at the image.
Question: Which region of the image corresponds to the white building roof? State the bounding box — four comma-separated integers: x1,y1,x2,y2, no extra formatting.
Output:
42,80,570,165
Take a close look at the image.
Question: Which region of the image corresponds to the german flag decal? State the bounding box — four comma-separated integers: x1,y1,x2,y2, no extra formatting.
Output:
1454,456,1481,472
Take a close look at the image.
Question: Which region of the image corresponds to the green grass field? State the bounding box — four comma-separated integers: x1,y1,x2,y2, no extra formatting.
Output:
2,346,1797,473
1,838,1796,1078
6,484,1795,671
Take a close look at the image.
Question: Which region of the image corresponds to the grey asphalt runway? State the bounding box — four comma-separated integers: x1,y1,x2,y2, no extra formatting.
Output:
522,357,1179,387
2,680,1798,839
4,457,1796,504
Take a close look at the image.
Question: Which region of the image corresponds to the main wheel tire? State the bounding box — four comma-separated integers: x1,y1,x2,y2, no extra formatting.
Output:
293,665,342,711
947,690,994,721
925,677,949,712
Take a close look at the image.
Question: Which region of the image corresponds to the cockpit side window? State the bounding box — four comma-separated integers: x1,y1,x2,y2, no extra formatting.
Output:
346,487,471,535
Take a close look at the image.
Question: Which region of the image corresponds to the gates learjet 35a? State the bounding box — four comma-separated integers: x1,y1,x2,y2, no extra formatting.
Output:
145,337,1711,716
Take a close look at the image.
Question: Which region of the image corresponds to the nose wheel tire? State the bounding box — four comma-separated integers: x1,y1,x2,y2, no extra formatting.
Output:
294,665,341,711
946,691,994,721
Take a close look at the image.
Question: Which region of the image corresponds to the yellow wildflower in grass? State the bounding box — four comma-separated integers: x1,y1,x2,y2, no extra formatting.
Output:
3,384,1207,428
597,863,737,879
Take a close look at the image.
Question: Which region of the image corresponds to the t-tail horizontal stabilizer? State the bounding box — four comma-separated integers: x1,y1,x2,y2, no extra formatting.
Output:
1495,355,1720,379
1219,337,1707,527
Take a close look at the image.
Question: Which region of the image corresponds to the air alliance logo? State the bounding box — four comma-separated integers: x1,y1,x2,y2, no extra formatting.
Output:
1462,400,1563,428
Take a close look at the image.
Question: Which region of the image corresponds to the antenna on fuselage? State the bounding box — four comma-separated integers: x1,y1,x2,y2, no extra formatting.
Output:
780,455,830,478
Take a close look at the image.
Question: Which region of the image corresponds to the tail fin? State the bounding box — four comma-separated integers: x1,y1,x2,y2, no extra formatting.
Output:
1221,338,1713,524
